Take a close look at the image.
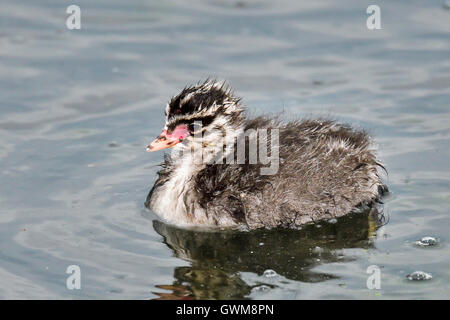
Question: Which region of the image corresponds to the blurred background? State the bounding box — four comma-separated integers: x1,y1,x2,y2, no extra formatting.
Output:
0,0,449,299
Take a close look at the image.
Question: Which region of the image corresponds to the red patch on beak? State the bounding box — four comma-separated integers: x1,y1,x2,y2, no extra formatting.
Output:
146,124,189,152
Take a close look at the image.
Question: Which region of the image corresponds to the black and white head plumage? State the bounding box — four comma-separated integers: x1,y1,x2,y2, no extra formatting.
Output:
164,80,244,134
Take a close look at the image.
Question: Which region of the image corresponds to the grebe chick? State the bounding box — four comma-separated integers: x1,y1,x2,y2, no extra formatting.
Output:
145,80,386,230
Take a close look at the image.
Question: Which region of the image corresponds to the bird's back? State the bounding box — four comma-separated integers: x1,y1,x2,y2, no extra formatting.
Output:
194,116,385,229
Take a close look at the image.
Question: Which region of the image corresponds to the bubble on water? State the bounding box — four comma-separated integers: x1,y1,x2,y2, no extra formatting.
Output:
259,242,264,246
414,236,439,247
263,269,278,278
406,271,432,281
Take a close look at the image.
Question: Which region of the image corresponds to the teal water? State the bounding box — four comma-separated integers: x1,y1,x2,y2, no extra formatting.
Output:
0,0,449,299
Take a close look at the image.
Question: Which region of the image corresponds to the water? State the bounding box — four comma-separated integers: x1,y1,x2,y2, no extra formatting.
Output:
0,0,449,299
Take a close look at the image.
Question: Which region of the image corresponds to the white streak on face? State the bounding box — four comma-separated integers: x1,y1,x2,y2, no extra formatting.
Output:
164,103,170,122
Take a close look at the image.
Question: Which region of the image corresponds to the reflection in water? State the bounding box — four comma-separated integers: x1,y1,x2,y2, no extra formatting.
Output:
152,207,385,299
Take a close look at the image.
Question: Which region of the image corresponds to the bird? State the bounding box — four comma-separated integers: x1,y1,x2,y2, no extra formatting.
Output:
145,80,386,230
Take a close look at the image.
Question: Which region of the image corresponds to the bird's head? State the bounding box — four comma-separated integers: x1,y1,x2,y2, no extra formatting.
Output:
147,80,244,153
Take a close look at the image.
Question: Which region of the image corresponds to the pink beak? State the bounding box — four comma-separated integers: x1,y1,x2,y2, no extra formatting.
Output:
146,125,189,152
